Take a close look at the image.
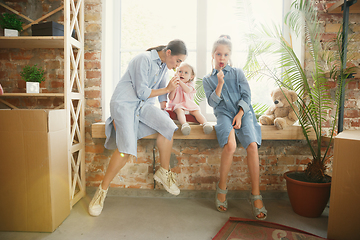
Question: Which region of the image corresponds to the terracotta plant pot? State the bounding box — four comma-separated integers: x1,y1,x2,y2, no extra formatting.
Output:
284,170,331,218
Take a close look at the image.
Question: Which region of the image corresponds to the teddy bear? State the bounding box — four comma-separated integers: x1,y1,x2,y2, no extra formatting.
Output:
259,87,298,130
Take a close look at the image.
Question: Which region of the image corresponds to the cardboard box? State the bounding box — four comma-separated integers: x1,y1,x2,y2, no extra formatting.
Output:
327,130,360,240
0,109,70,232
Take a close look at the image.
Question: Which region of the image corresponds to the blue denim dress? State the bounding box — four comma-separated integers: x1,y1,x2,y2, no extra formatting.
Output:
202,65,261,149
104,50,178,157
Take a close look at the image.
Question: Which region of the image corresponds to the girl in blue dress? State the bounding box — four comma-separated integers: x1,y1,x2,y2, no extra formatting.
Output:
89,40,187,217
202,37,267,220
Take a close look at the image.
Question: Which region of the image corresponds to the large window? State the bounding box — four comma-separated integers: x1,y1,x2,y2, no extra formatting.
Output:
102,0,291,121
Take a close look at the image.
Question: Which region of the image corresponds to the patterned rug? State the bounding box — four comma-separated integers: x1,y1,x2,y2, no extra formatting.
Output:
213,217,327,240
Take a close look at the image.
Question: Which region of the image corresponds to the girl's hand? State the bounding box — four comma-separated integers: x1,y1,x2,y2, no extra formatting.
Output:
166,75,180,92
232,111,243,129
217,69,224,85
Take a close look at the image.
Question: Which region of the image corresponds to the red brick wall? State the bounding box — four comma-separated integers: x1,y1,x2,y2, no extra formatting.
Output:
0,0,358,191
320,1,360,130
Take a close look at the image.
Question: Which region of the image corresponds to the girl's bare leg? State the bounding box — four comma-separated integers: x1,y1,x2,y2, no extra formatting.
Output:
217,129,237,211
189,110,207,124
174,108,187,125
246,142,265,218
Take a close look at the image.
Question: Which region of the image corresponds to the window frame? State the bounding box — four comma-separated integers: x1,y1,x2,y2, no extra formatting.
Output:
102,0,300,122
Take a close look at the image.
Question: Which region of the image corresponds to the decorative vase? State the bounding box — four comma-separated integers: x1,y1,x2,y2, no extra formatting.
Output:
26,82,40,93
284,170,331,218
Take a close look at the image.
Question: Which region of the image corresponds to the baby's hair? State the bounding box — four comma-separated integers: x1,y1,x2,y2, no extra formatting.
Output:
146,39,187,56
211,37,233,69
180,62,196,82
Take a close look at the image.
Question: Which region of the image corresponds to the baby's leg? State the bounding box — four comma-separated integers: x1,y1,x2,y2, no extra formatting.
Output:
174,108,187,125
175,108,191,135
190,110,213,134
189,110,207,124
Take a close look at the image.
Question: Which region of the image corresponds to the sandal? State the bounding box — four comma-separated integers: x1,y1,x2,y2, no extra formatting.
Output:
248,193,267,220
215,182,228,212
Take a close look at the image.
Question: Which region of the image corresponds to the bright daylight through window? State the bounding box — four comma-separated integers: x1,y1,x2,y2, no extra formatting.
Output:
116,0,285,121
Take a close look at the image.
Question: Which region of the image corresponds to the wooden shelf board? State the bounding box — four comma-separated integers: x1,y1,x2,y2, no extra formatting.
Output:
328,0,360,13
92,122,316,140
0,93,64,97
0,36,64,48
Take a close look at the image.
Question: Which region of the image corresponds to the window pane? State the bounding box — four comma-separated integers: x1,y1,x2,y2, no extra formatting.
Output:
120,0,197,77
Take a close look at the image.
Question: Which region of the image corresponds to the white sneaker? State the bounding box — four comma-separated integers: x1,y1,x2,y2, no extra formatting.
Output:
154,167,180,196
88,184,108,217
202,122,213,134
181,123,191,135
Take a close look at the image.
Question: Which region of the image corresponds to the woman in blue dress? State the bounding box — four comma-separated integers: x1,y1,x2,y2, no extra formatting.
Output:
202,37,267,220
89,40,187,217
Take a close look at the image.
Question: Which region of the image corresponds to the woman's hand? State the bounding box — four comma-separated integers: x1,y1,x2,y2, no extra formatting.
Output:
166,74,180,92
217,69,225,85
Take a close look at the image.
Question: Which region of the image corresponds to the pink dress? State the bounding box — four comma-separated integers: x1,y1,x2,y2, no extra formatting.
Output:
167,82,199,111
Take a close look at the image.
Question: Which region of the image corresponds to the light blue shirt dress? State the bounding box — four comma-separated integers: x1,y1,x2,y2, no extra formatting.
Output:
202,65,261,149
104,50,178,157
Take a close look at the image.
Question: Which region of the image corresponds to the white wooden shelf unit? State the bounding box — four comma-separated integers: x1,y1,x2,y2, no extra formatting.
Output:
0,0,85,207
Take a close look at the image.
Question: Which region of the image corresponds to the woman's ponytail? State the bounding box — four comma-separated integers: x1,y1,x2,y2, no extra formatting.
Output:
146,45,166,51
147,39,187,56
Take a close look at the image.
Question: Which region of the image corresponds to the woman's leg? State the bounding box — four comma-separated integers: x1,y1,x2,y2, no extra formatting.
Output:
154,133,180,195
246,142,265,219
156,133,173,170
217,129,237,211
101,121,130,190
89,123,131,216
101,150,130,190
189,110,207,124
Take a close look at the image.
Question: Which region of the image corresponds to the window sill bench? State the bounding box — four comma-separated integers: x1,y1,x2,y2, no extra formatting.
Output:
91,122,316,140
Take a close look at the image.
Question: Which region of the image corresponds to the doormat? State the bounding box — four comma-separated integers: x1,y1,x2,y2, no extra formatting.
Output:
213,217,328,240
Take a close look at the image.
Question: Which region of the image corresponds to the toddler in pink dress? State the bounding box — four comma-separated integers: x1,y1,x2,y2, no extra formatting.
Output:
167,63,213,135
0,84,3,95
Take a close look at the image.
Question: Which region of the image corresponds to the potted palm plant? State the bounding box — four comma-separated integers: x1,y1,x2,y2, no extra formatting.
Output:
244,0,357,217
20,64,45,93
0,13,23,36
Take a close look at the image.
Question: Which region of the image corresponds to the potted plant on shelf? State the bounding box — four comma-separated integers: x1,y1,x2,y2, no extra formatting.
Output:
0,12,23,36
244,0,357,217
20,64,45,94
